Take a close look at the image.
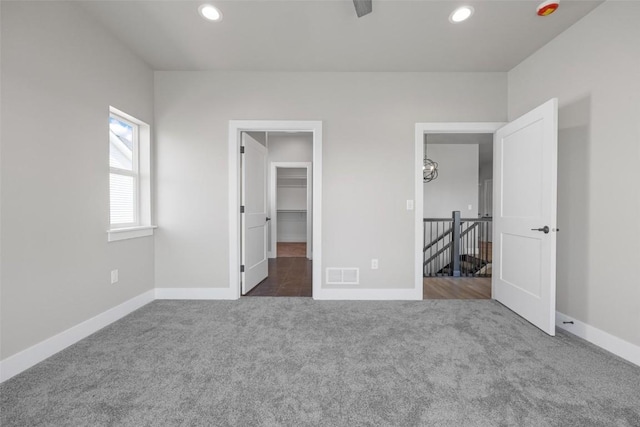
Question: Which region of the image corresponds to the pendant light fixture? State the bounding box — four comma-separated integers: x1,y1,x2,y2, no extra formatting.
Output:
423,135,438,183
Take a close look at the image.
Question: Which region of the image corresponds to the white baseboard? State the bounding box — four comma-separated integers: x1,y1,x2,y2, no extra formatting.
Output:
0,289,155,383
313,287,422,300
556,311,640,367
155,287,237,300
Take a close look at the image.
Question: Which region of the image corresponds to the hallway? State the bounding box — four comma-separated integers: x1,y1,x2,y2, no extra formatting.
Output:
423,277,491,299
245,257,312,297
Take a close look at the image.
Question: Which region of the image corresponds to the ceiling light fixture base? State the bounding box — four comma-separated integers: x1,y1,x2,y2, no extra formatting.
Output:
198,4,223,22
449,6,474,23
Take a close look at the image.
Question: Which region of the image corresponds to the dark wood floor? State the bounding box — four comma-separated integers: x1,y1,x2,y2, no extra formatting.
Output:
246,259,489,299
277,242,306,257
423,277,491,299
245,257,312,297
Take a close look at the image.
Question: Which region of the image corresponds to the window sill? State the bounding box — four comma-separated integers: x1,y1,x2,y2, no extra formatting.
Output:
107,225,157,242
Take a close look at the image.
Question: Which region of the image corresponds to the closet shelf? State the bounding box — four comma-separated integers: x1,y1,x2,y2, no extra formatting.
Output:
277,209,307,213
277,177,307,188
278,175,306,179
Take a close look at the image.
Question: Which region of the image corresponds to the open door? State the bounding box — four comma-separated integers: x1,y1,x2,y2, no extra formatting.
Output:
241,133,269,294
493,98,558,335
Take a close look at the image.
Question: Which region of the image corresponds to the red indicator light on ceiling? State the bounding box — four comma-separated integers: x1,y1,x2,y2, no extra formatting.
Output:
537,1,559,16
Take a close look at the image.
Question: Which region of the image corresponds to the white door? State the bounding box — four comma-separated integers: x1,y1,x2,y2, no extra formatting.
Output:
242,133,268,294
493,98,558,336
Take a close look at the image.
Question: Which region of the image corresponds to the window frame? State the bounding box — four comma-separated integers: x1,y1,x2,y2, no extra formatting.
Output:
109,112,141,228
107,106,156,242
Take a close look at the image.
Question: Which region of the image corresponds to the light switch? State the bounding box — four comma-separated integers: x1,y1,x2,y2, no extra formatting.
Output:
407,200,414,211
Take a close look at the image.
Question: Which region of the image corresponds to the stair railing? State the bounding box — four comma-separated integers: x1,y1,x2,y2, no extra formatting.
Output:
422,216,453,276
423,211,492,277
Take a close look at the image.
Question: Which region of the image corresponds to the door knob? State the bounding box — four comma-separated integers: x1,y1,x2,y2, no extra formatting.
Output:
531,226,550,234
266,217,271,222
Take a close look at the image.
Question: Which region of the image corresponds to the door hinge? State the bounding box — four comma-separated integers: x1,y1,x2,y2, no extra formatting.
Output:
240,205,245,213
240,146,245,154
240,265,245,272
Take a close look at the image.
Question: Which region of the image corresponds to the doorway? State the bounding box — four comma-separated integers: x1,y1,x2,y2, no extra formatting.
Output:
269,163,312,260
228,121,322,299
420,131,496,300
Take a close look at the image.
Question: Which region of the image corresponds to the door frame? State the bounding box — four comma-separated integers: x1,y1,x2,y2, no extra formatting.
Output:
269,162,313,260
229,120,322,299
414,122,505,295
483,178,493,218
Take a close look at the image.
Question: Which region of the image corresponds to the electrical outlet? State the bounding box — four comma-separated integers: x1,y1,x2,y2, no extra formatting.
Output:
468,204,473,210
110,269,119,284
371,259,379,270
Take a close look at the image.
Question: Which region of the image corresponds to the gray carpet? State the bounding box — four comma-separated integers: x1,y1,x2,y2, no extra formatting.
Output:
1,299,639,426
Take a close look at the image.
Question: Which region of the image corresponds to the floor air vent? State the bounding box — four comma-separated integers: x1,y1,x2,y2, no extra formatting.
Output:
326,268,359,285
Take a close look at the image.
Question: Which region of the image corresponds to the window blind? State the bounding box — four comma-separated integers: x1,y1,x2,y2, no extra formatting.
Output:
109,173,135,224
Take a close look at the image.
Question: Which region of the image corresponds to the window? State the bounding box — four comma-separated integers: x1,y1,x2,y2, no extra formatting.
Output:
108,107,154,242
109,113,139,226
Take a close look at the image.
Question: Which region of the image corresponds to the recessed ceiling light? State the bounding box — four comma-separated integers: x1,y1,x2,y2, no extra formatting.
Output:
449,6,474,23
198,4,223,22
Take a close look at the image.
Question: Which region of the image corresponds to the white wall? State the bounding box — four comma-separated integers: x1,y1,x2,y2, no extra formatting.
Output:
277,187,307,211
0,2,155,360
268,134,313,163
423,144,479,219
154,72,506,290
508,1,640,346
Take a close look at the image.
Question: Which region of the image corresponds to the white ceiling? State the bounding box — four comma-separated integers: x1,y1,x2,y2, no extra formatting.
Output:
80,0,602,72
